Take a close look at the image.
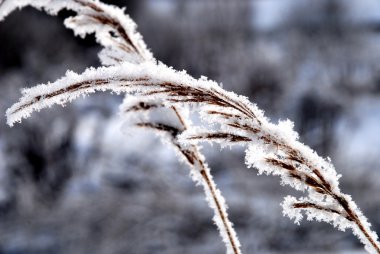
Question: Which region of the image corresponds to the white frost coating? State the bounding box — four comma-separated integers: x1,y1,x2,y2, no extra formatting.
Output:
6,61,228,126
0,0,154,64
245,135,379,254
0,0,77,20
0,0,47,20
282,196,352,230
282,196,304,224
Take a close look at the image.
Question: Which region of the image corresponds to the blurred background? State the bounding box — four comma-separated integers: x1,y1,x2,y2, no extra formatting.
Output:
0,0,380,253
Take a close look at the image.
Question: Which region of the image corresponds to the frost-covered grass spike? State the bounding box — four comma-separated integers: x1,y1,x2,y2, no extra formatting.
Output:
2,0,380,253
121,97,241,254
1,1,241,253
4,59,380,252
8,61,380,253
0,0,154,65
5,61,262,128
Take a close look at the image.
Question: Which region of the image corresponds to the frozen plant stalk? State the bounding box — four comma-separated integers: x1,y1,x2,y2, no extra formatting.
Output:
121,98,240,253
1,0,380,253
0,0,241,253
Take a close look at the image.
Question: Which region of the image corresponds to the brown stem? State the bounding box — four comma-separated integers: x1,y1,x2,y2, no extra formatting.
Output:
172,105,240,254
310,169,380,252
293,201,352,221
333,194,380,254
307,166,380,253
308,168,380,252
266,145,380,253
197,157,240,254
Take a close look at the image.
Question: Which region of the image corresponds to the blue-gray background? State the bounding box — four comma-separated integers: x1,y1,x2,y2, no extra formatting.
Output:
0,0,380,253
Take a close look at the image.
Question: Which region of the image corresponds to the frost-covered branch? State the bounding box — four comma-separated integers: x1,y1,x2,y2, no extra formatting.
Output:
1,0,380,253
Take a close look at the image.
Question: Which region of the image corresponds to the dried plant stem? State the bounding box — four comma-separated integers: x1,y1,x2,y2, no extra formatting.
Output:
294,171,380,253
313,169,380,253
5,63,380,252
171,106,241,254
0,0,241,252
2,1,380,253
197,153,240,254
351,209,380,253
265,141,380,253
122,99,241,253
